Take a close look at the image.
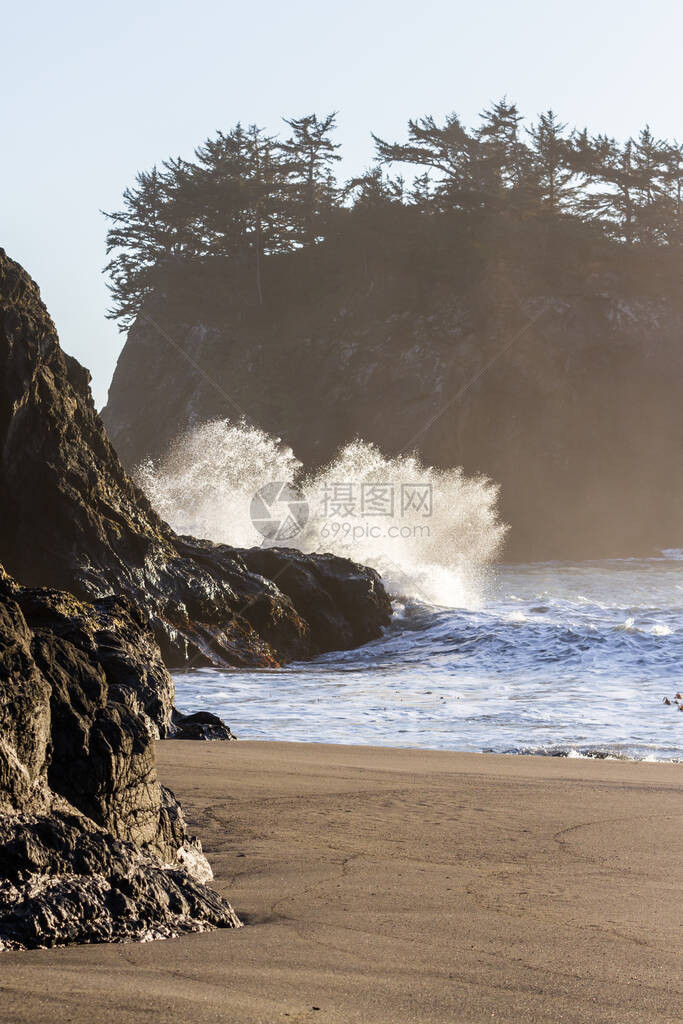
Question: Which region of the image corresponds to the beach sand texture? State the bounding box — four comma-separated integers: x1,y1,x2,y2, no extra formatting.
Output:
2,741,681,1023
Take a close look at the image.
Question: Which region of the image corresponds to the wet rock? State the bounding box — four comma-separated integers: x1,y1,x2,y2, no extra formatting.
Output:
0,248,391,669
171,710,236,741
0,807,240,951
16,586,174,737
0,244,390,949
239,546,390,654
0,562,240,950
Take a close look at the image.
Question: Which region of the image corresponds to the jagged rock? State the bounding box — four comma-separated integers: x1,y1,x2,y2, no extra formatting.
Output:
0,562,239,950
0,248,392,950
16,586,174,737
171,710,236,741
0,807,240,951
0,248,391,668
239,547,394,652
3,575,173,851
0,570,51,814
0,245,391,949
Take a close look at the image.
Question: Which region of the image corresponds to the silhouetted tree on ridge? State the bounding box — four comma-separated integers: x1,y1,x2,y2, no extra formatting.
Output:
104,99,683,328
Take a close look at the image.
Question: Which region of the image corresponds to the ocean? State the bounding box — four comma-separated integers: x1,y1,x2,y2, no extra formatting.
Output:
175,554,683,760
137,419,682,761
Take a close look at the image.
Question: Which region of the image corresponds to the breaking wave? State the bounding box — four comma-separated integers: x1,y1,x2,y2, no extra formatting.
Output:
134,419,507,608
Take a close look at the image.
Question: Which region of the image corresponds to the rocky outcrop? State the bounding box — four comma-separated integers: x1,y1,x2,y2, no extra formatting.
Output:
0,563,240,950
102,258,683,561
171,710,236,740
0,249,391,667
0,807,238,950
0,573,51,815
239,547,395,652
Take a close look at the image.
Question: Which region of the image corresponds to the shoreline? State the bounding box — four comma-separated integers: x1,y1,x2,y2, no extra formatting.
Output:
170,700,683,761
169,701,682,765
2,740,681,1023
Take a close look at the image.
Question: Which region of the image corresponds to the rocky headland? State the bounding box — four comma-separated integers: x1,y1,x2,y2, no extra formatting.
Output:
102,249,683,561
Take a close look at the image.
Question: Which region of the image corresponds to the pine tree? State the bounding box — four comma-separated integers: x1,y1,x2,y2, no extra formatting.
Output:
661,140,683,244
104,99,683,332
159,156,203,254
476,99,527,186
576,135,638,243
409,172,433,213
631,126,669,243
280,113,341,245
193,123,289,302
343,168,409,284
104,167,187,327
527,110,581,216
346,167,405,208
192,124,254,260
373,113,484,212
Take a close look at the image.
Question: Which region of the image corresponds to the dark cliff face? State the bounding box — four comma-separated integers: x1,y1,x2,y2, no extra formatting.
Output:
102,258,683,561
0,249,391,666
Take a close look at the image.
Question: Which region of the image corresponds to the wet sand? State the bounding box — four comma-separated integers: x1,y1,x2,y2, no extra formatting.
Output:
2,741,681,1023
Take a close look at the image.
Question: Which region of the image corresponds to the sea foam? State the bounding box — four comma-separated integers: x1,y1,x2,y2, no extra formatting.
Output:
134,419,507,609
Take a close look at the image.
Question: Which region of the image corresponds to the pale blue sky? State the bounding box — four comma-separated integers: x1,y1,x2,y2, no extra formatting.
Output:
2,0,681,407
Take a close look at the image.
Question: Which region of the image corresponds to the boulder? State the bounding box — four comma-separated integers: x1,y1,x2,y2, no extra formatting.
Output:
0,807,240,951
171,710,236,741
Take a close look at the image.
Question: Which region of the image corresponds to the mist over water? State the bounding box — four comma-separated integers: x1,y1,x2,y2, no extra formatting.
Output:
137,420,683,761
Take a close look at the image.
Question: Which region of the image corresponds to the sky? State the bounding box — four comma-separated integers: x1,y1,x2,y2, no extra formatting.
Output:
3,0,682,408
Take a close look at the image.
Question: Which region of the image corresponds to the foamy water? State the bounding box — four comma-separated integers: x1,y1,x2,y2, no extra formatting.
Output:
138,421,683,760
135,419,506,607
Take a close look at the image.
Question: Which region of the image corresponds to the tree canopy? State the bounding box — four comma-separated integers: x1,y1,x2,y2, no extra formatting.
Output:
104,102,683,327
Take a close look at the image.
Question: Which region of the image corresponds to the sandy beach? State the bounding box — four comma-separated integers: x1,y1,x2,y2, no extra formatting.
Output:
2,741,681,1023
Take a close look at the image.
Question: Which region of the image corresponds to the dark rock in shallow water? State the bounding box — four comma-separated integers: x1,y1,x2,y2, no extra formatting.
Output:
239,547,394,653
171,710,236,741
0,248,391,668
0,563,239,950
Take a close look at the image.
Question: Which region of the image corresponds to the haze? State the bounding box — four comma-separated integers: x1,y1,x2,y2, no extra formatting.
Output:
2,0,682,407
